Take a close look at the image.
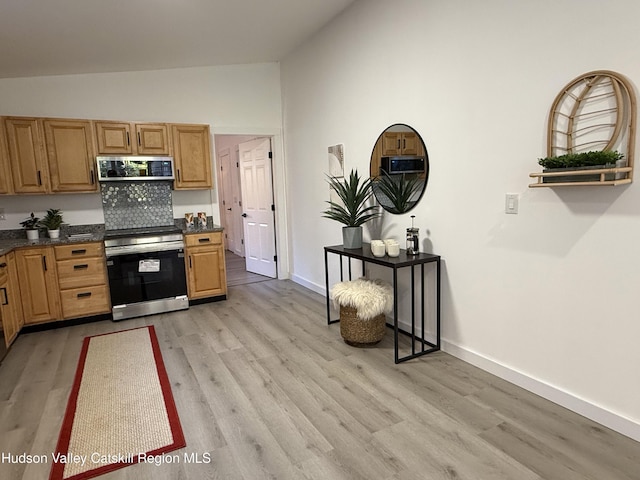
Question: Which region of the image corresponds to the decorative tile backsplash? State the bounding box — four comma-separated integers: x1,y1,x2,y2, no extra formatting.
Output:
101,182,174,230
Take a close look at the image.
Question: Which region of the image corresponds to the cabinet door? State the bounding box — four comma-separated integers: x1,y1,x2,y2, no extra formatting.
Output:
0,120,13,194
95,121,134,154
44,119,98,192
5,118,49,193
135,123,170,155
381,132,402,156
186,244,227,299
16,247,60,324
1,252,24,346
400,132,420,155
171,124,212,189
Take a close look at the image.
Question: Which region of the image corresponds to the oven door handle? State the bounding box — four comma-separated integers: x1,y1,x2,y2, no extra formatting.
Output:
105,241,185,257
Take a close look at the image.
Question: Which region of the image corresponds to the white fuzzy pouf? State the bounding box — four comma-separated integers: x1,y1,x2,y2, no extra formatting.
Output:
331,278,393,320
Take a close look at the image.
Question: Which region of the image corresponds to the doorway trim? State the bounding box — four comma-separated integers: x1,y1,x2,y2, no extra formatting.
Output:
212,127,290,280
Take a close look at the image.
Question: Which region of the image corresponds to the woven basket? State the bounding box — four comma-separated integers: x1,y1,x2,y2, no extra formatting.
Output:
339,305,386,347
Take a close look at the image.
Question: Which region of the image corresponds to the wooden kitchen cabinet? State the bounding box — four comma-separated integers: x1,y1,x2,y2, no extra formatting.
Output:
95,121,134,154
55,242,110,319
171,124,212,189
135,123,171,155
0,120,13,194
4,117,49,194
0,252,24,347
15,246,61,325
185,231,227,299
95,121,171,155
381,131,423,156
44,119,98,192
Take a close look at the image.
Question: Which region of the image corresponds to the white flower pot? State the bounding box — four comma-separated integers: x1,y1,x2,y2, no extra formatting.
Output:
48,229,60,239
26,229,39,241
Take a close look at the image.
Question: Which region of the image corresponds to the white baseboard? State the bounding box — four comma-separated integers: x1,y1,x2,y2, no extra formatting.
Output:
441,338,640,443
290,275,640,442
291,274,325,295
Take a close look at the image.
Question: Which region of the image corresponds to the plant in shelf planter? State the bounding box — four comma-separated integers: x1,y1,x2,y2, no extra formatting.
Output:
538,150,624,183
322,169,380,249
20,212,41,241
38,208,64,239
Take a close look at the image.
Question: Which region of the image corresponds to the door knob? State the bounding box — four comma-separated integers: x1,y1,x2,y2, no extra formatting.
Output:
241,213,248,217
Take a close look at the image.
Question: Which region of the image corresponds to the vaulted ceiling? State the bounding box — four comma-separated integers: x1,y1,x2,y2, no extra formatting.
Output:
0,0,355,79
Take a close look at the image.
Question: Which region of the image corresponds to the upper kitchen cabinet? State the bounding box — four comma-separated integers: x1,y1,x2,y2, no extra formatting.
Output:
136,123,171,155
4,117,49,194
0,120,13,194
95,121,134,154
381,131,423,156
44,119,98,192
171,124,212,189
95,121,170,155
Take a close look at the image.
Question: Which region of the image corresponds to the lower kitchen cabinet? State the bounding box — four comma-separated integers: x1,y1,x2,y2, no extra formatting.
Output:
185,231,227,299
15,246,61,325
1,252,24,347
55,242,110,319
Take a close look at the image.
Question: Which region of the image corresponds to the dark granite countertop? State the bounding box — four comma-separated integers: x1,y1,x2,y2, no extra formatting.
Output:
0,232,105,256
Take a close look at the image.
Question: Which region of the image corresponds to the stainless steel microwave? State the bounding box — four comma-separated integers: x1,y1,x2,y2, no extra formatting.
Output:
380,156,426,175
96,156,175,181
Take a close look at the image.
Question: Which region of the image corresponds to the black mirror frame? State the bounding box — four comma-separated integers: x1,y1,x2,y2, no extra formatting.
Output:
370,123,429,214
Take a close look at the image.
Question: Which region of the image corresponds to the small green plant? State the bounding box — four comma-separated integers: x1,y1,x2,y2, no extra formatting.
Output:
39,208,64,230
322,169,380,227
538,150,624,169
20,212,40,230
373,172,424,214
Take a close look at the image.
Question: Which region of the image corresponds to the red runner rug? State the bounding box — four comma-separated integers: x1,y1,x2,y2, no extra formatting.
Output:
50,325,185,480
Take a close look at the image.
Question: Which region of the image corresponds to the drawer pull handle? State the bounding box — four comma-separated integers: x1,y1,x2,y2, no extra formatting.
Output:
77,292,92,298
73,264,89,270
0,262,6,268
198,238,211,243
1,287,7,306
71,249,87,255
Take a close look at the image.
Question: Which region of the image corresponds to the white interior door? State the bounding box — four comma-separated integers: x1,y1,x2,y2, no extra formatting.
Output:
239,137,277,278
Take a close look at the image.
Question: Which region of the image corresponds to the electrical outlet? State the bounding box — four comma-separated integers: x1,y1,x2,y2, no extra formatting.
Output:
0,208,5,221
505,194,519,214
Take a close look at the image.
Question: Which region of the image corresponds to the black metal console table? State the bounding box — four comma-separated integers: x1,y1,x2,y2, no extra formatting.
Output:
324,244,441,363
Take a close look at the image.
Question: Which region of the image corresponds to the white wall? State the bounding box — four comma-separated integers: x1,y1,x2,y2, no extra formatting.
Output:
0,63,283,229
281,0,640,439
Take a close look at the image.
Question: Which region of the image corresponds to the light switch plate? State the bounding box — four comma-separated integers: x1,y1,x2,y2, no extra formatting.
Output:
505,194,519,214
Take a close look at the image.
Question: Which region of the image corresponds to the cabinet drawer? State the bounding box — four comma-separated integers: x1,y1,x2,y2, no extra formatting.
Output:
57,257,107,290
60,285,110,319
55,242,103,260
185,231,222,247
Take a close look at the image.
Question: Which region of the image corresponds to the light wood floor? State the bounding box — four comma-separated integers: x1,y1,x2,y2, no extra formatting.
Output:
226,250,272,287
0,280,638,480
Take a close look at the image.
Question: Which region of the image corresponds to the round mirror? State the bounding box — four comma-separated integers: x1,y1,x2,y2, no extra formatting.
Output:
370,123,429,214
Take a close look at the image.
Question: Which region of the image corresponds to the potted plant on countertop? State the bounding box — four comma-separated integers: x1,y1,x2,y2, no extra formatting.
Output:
20,212,41,241
39,208,64,239
538,150,624,183
322,169,380,249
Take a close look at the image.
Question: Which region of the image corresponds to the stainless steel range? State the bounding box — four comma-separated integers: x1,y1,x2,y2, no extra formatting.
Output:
104,225,188,321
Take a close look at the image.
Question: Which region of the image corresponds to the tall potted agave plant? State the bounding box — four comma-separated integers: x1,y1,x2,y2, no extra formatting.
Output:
322,169,380,249
372,171,424,214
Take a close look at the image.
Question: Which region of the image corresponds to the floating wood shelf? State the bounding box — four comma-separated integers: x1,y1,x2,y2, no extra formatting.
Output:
529,166,633,187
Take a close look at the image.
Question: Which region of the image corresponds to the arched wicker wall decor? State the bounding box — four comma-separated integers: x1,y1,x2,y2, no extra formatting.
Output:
530,70,637,187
